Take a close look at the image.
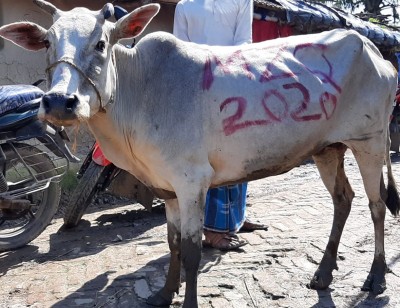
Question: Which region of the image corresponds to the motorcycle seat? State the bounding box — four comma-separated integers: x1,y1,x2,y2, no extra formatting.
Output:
0,85,44,116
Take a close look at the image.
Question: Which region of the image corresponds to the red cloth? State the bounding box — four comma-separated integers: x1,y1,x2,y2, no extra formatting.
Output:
252,20,293,43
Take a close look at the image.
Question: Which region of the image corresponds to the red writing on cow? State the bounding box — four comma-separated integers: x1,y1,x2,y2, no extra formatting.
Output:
283,82,322,122
203,42,341,136
259,45,296,83
221,87,338,136
293,43,342,93
203,50,256,91
220,97,269,136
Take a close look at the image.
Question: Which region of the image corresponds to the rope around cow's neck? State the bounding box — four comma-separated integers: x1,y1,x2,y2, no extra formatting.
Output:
45,58,107,112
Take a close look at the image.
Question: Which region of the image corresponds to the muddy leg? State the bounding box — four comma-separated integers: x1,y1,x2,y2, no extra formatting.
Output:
147,199,181,306
179,189,206,308
360,199,387,294
309,144,354,289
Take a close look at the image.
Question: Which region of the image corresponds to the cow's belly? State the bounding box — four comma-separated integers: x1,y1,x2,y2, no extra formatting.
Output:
209,142,318,187
207,113,385,186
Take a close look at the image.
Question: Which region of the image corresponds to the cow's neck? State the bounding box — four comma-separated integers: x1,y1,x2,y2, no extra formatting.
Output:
86,48,154,185
113,44,146,100
86,110,140,171
86,112,123,155
87,46,141,145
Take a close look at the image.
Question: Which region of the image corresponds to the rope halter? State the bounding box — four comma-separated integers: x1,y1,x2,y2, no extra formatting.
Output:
46,57,108,112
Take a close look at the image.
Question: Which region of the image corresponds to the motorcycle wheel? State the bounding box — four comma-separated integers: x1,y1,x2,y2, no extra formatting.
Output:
0,144,61,252
63,162,106,228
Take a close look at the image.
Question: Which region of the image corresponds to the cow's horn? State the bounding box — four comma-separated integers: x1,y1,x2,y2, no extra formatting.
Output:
33,0,59,16
102,3,114,20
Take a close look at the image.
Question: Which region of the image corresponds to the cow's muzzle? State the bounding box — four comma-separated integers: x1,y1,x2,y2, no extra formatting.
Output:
41,92,79,122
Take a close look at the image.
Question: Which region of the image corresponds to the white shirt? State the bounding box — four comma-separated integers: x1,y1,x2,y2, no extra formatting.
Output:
173,0,253,46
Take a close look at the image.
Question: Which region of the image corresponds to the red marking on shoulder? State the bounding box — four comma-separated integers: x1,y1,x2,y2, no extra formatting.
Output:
202,58,214,91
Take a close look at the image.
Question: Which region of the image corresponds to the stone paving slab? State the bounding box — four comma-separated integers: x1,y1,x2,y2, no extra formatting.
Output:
0,152,400,307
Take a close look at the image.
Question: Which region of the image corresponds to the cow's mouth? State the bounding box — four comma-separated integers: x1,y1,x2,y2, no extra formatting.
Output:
38,110,80,127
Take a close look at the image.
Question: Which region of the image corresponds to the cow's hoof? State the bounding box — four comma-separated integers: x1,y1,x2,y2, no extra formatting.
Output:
146,290,173,307
308,270,333,290
361,273,386,295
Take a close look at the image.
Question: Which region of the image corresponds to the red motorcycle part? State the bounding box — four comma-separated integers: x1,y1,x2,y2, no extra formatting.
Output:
92,142,112,166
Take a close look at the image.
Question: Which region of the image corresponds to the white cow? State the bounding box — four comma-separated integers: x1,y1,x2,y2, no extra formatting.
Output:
1,1,399,307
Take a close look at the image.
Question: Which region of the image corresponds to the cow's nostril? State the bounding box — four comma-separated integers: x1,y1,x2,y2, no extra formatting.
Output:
66,94,78,112
40,93,79,119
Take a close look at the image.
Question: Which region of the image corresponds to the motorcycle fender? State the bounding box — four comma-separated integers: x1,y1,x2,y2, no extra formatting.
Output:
92,143,112,166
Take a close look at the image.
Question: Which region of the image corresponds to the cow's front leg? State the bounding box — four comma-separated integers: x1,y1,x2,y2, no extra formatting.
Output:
310,145,354,289
147,199,181,306
179,188,206,308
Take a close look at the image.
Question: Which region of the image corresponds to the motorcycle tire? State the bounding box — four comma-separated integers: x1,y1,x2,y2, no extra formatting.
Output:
63,161,106,228
0,143,61,252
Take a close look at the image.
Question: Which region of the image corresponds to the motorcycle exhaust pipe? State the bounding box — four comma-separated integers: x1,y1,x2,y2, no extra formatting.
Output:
0,198,30,210
0,147,8,193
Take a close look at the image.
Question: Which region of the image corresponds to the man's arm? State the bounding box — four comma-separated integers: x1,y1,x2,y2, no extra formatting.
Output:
234,0,253,45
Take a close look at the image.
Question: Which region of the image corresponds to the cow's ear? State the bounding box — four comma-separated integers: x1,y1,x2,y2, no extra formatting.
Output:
112,4,160,42
0,22,47,51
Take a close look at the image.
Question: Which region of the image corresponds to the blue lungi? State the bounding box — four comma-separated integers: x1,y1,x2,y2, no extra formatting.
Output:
204,183,248,233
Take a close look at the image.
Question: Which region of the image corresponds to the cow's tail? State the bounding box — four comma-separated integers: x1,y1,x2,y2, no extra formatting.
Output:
383,131,400,216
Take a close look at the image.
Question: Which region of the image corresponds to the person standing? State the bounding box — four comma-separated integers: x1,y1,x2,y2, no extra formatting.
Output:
173,0,268,251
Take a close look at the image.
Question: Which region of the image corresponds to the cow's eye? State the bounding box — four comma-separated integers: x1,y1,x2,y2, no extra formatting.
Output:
43,40,50,50
95,40,106,52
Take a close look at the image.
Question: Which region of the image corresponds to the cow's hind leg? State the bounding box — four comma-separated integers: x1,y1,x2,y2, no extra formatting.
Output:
147,199,181,306
351,140,389,294
309,143,354,290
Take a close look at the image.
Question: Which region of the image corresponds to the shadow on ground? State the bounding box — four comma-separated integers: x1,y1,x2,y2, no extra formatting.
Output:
0,204,167,277
50,245,231,307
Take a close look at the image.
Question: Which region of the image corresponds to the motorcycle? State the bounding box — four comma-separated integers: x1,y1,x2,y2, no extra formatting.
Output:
63,142,155,228
0,80,79,252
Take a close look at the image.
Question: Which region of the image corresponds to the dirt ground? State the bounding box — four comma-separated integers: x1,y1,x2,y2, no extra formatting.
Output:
0,152,400,308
